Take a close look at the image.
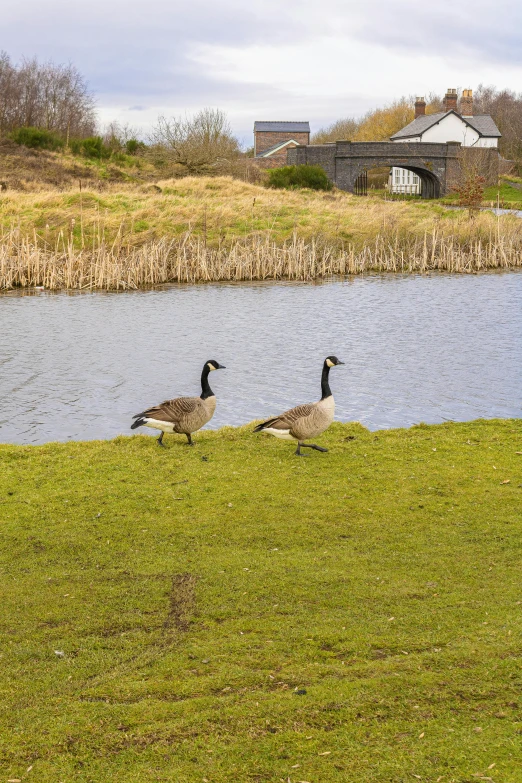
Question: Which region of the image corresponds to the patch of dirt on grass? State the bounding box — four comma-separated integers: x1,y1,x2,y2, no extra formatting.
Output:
164,573,197,631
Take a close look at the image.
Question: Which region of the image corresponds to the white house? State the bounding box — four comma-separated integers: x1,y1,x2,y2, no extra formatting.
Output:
389,89,501,194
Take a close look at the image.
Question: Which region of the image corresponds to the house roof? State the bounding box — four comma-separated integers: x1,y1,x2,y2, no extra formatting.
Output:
256,139,301,157
465,114,502,137
254,121,310,133
390,110,501,140
390,112,447,139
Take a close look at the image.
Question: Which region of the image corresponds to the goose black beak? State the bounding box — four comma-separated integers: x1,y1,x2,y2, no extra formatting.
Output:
336,360,345,365
218,364,226,369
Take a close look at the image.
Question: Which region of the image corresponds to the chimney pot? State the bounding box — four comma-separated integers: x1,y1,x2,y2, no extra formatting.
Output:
414,97,426,118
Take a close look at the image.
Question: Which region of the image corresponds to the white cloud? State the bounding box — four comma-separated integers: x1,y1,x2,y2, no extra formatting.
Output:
3,0,522,140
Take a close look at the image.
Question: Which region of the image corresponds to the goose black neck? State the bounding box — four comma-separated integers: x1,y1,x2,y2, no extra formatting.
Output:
200,365,214,400
321,361,332,400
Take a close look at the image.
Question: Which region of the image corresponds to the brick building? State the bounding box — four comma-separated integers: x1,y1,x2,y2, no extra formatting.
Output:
254,121,310,168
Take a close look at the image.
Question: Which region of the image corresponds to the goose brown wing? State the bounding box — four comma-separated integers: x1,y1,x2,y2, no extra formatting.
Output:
266,403,316,429
141,396,200,423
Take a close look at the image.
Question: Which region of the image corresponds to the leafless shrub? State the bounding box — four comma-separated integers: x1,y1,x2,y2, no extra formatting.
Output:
453,174,486,217
102,121,143,152
449,147,499,216
148,108,240,174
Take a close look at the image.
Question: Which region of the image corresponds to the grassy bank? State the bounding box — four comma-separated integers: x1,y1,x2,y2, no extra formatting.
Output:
1,419,522,782
440,180,522,210
2,177,522,288
0,140,157,191
2,177,520,248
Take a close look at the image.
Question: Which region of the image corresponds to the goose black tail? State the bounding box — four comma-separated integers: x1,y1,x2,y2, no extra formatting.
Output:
254,417,278,432
131,416,146,430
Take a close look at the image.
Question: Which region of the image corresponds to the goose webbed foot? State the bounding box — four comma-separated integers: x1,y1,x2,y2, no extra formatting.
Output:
185,433,194,446
296,442,328,455
157,433,166,447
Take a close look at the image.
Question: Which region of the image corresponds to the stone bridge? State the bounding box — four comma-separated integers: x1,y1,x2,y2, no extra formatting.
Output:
287,141,499,198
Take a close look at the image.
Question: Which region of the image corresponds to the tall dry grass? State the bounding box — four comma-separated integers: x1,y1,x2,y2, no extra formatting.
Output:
3,176,520,250
2,177,522,289
1,226,521,290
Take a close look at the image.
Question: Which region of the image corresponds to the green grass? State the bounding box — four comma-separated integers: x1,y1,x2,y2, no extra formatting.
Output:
2,177,512,257
1,419,522,782
483,181,522,209
442,180,522,210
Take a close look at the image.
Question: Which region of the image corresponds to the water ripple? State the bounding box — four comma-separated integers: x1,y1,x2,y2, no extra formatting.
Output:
0,272,521,444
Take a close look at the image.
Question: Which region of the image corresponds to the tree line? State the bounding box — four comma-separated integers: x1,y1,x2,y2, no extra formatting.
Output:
2,50,522,172
0,53,242,173
312,87,522,162
0,52,96,139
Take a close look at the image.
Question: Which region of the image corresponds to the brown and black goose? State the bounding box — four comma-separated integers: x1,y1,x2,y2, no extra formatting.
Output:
131,360,225,446
254,356,344,456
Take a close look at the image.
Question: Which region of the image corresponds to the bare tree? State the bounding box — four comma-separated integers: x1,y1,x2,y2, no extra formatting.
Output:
451,147,499,216
312,117,360,144
0,52,96,138
102,121,143,151
149,108,240,174
473,85,522,162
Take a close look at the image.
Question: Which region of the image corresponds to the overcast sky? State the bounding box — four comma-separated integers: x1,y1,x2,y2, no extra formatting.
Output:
4,0,522,144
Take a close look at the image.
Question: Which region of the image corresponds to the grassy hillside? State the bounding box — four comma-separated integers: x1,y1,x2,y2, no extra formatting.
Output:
0,139,156,191
1,419,522,782
2,175,520,251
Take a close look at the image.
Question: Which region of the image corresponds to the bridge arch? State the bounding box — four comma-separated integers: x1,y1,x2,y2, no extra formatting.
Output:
348,161,442,199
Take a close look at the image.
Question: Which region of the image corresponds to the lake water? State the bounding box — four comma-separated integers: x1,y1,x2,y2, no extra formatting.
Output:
1,272,521,445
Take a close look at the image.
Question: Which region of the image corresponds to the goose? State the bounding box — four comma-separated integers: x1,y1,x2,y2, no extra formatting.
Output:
131,360,226,446
254,356,344,456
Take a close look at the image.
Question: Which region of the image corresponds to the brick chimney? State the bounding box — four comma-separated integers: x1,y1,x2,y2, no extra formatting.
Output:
414,97,426,118
461,88,473,116
443,88,458,112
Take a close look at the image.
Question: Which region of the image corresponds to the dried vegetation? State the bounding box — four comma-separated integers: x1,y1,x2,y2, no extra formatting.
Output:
1,176,522,289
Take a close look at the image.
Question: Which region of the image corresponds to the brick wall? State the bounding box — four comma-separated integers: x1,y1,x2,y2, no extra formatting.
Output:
287,144,337,181
255,130,310,155
256,149,296,169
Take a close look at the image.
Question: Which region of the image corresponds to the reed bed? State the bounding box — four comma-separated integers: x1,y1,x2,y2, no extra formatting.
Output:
1,227,521,290
2,177,522,289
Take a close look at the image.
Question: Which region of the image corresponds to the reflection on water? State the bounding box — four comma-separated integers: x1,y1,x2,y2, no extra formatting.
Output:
1,273,521,444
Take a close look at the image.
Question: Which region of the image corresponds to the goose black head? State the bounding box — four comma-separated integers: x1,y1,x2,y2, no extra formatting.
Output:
206,359,226,371
325,355,345,367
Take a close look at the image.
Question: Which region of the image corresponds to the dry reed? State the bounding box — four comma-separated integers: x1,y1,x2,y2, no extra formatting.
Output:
1,226,521,291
